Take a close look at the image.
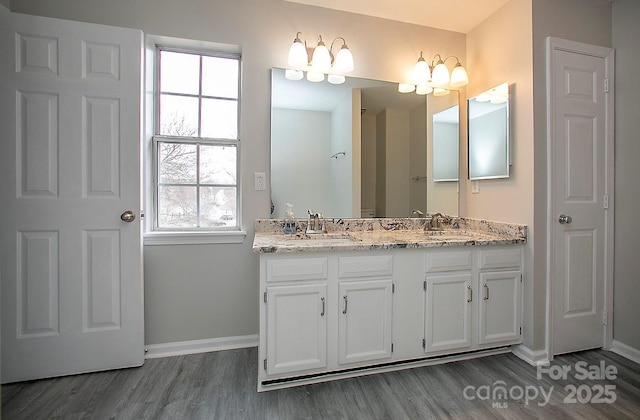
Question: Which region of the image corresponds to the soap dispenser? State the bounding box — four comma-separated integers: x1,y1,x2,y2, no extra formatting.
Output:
284,203,296,234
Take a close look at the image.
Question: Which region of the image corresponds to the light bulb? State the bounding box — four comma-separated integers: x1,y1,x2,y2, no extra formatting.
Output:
450,63,469,87
412,52,430,86
333,44,354,74
327,74,345,84
398,83,416,93
306,70,324,82
287,34,308,69
416,85,433,95
432,61,450,86
311,36,331,73
285,69,304,81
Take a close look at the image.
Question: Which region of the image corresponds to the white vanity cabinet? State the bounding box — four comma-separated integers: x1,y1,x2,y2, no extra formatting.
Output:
258,245,523,391
477,248,523,346
423,247,522,356
259,253,394,389
337,255,394,365
263,257,329,377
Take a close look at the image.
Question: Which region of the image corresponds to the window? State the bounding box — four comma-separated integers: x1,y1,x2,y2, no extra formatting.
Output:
154,48,240,231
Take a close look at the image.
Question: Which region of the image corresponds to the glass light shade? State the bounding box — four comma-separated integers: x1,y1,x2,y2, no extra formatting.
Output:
311,41,331,73
449,64,469,87
412,53,430,85
333,45,354,74
433,88,450,96
288,39,308,69
432,62,450,86
490,95,507,104
285,69,304,80
416,85,433,95
398,83,416,93
327,74,345,84
306,70,324,82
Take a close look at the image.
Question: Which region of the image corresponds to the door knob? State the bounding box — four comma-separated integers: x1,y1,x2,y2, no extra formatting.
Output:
120,210,136,223
558,214,572,224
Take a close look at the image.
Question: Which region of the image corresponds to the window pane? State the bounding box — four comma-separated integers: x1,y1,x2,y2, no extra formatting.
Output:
200,187,236,227
200,145,236,184
160,95,199,136
202,56,238,99
158,185,197,228
158,142,197,184
201,98,238,139
160,51,199,95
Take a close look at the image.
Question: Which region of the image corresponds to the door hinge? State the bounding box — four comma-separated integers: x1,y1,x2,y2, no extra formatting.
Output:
392,283,395,293
604,195,609,209
391,343,394,353
263,291,267,303
422,338,426,349
263,358,267,370
604,78,609,93
603,310,608,325
520,327,522,335
520,274,523,282
423,280,427,291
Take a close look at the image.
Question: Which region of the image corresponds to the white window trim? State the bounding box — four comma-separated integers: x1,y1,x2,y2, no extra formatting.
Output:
144,34,244,245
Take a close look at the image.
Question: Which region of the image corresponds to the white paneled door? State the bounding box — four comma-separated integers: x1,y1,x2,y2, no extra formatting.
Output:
0,12,144,383
548,38,614,356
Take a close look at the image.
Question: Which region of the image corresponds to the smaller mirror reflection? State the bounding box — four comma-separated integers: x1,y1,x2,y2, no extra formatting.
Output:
468,82,510,180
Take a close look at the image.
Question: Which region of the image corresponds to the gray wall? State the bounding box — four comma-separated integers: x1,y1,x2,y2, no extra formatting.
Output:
9,0,465,345
612,0,640,351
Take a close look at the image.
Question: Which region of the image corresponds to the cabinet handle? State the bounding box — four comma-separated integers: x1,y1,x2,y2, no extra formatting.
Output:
483,284,489,300
342,295,348,314
466,285,472,303
321,297,325,316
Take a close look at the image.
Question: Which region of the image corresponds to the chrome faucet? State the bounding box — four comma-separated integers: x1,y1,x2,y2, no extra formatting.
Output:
306,209,326,233
411,209,425,218
429,213,444,230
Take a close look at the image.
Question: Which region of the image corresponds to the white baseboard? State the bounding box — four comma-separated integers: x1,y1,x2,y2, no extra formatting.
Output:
145,334,258,359
511,344,550,366
611,340,640,365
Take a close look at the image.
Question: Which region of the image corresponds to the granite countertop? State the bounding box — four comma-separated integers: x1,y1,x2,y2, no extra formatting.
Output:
252,216,527,254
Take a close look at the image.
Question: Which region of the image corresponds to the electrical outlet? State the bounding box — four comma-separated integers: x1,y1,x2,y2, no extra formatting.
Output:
254,172,266,191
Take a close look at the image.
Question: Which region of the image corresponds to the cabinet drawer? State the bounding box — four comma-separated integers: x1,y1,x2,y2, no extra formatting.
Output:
477,248,522,270
266,257,328,283
338,255,393,278
425,250,473,272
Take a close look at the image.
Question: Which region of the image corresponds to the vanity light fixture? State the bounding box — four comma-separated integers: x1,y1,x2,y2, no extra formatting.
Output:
285,32,354,84
399,52,469,95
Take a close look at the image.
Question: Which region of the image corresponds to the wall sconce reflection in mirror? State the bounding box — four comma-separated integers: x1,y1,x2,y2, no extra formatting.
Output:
398,52,469,95
286,32,354,84
468,82,510,180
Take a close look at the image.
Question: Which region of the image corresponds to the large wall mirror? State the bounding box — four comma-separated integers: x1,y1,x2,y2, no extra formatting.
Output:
468,82,510,180
270,68,460,219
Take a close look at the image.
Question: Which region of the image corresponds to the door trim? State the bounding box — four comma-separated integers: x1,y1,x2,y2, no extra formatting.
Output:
545,37,615,361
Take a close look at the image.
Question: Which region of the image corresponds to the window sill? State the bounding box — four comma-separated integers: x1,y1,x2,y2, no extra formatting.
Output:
144,230,247,246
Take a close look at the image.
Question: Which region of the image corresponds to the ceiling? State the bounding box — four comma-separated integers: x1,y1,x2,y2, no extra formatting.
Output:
284,0,512,33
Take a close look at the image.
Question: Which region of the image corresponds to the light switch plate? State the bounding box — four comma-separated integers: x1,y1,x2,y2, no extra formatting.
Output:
471,180,479,194
254,172,266,191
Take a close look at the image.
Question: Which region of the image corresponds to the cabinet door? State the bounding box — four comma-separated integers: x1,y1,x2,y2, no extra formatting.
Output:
424,273,472,353
338,279,393,365
266,284,327,376
478,271,521,345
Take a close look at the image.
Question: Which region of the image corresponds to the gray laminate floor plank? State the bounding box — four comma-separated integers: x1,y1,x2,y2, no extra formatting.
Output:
3,348,640,420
